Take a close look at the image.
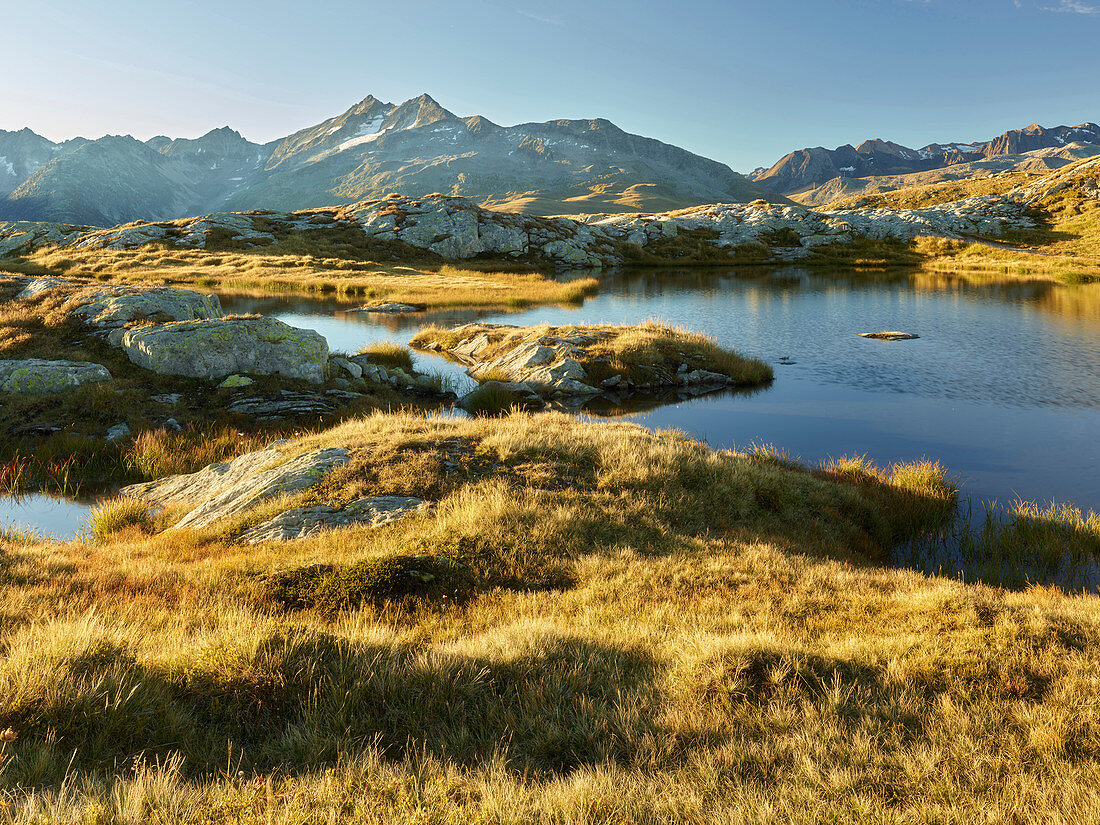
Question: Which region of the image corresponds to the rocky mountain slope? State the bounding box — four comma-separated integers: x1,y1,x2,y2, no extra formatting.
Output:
752,121,1100,196
793,143,1100,207
7,154,1080,269
0,94,775,226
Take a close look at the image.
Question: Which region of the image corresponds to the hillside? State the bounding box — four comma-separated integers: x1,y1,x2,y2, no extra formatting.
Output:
0,95,777,226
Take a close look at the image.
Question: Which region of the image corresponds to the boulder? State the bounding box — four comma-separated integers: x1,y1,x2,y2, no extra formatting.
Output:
0,359,112,394
238,496,430,543
72,287,223,328
121,316,328,383
121,444,351,531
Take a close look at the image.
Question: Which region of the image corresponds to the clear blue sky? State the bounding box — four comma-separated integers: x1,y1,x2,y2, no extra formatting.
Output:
3,0,1098,171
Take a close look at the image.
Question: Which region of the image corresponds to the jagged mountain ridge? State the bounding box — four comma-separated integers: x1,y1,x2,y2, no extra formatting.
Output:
0,94,776,226
752,121,1100,196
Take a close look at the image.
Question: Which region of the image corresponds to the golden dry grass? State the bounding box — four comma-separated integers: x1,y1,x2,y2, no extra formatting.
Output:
8,244,599,311
2,411,1099,821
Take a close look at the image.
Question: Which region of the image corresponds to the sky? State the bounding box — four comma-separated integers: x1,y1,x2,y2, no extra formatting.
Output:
3,0,1099,172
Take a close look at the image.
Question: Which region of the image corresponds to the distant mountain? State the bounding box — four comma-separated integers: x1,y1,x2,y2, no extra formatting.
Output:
752,122,1100,196
0,94,777,226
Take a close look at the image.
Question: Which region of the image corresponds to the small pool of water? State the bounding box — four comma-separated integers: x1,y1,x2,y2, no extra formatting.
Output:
0,494,96,541
218,266,1100,513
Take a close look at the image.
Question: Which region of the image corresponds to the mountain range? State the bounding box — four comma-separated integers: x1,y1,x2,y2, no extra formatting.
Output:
751,121,1100,196
0,93,776,227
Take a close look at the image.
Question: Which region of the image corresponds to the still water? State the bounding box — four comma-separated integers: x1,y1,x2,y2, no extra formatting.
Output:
0,494,95,541
220,267,1100,513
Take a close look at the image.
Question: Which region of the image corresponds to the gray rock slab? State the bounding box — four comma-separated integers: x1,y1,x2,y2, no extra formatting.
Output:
238,496,430,543
121,443,350,531
122,316,328,383
0,359,112,394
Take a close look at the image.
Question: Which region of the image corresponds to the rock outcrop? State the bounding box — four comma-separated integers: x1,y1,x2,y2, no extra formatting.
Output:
0,359,112,394
238,496,429,543
413,322,771,401
121,316,328,383
121,443,351,531
0,187,1042,270
70,286,222,328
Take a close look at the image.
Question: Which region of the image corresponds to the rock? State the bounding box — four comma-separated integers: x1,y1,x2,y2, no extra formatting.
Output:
238,496,430,543
106,423,131,442
218,374,254,388
226,392,335,419
165,418,183,431
0,359,112,394
151,393,182,404
680,368,732,385
859,331,920,340
458,381,543,411
16,277,74,300
71,287,223,328
121,316,328,383
352,303,422,314
329,356,362,379
121,442,291,506
121,443,351,531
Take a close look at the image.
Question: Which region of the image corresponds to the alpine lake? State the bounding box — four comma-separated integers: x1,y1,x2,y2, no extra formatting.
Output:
7,265,1100,588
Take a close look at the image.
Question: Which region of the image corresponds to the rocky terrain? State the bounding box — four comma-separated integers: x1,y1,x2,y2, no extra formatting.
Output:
752,121,1100,197
0,93,776,226
411,322,772,410
0,276,449,431
0,166,1064,270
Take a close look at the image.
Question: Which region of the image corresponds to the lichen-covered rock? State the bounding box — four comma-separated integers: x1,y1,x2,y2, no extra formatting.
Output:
121,444,351,531
0,359,112,394
71,287,223,328
218,374,254,388
238,496,430,543
121,316,328,383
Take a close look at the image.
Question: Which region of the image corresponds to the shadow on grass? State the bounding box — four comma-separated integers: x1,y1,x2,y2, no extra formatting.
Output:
1,631,666,783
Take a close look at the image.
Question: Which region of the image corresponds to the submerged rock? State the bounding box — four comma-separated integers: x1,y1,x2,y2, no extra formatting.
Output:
859,331,920,340
121,316,328,383
238,496,430,543
352,302,422,314
0,359,112,394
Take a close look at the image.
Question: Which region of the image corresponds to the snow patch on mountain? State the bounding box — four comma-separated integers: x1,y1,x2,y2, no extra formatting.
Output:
335,117,387,153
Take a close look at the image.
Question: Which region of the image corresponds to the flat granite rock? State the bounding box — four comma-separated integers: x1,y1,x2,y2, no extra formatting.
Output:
121,316,328,383
121,443,351,531
859,331,920,340
238,496,430,543
0,359,112,394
